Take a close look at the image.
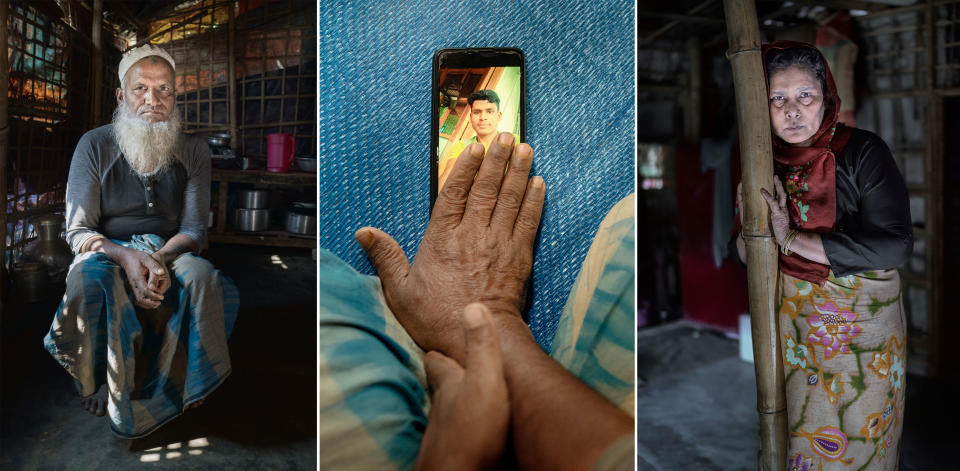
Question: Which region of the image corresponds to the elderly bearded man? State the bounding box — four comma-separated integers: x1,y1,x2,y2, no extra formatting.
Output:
43,45,238,438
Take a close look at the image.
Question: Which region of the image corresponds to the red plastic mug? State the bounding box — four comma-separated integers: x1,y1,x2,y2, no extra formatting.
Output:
266,133,295,172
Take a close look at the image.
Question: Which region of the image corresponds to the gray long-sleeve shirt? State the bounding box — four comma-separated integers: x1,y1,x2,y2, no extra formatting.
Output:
65,124,211,254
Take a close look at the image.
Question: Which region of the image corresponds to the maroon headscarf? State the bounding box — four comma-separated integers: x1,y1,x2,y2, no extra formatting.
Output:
762,41,853,285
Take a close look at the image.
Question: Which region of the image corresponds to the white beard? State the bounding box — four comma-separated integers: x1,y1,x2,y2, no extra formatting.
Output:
111,105,181,177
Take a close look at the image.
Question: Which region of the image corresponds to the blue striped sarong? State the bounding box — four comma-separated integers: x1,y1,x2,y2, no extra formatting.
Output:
318,194,636,470
43,234,239,438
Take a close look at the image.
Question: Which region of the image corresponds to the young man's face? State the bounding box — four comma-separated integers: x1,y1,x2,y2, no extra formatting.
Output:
469,99,502,139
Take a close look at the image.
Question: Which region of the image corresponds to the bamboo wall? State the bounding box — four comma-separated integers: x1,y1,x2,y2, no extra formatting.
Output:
146,0,317,159
854,1,954,377
2,0,92,278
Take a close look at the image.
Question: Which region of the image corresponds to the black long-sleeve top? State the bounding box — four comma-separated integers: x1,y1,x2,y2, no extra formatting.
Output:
821,128,913,276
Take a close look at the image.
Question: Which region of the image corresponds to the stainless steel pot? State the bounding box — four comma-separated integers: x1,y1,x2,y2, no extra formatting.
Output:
234,208,270,231
284,210,316,235
236,189,269,209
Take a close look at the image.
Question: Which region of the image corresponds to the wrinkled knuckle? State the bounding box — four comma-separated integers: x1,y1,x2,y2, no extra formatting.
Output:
470,183,499,204
513,217,539,237
497,190,524,211
439,182,470,203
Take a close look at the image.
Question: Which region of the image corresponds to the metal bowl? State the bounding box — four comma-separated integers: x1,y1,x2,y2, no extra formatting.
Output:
295,157,316,173
233,208,270,231
206,132,232,148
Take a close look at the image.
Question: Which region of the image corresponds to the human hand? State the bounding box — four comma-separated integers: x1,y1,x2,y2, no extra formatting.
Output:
414,303,510,471
148,252,172,296
357,132,544,362
759,177,791,244
115,247,168,309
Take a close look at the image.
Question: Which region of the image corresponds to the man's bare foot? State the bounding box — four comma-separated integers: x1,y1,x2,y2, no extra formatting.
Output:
185,398,205,410
80,384,107,417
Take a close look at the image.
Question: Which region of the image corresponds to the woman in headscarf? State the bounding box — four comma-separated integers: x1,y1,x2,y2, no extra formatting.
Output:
734,41,912,470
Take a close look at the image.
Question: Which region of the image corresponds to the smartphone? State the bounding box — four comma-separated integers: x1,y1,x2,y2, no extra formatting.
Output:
431,48,526,209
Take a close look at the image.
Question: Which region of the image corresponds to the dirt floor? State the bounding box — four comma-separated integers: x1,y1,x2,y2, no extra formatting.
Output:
636,321,955,470
0,244,317,470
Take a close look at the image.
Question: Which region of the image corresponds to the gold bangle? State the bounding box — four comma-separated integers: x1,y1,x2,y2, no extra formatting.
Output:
781,230,799,256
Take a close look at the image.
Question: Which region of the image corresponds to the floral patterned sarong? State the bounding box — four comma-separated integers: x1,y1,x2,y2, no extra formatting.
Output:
779,269,905,470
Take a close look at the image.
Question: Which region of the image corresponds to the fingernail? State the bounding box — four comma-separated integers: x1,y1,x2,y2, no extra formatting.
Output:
470,143,483,158
463,303,488,329
498,132,514,146
532,176,545,189
355,228,374,250
513,144,532,166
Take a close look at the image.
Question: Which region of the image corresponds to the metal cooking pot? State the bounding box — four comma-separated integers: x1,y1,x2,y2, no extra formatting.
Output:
234,208,270,231
236,189,269,209
284,208,316,235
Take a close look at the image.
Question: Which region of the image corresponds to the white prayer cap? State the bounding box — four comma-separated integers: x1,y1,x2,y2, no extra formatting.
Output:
118,44,175,82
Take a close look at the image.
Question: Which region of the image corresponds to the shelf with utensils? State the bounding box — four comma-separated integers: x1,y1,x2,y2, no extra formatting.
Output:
209,169,316,248
208,229,316,248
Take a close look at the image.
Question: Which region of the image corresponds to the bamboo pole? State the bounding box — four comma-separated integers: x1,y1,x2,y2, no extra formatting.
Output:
722,1,787,470
0,0,9,297
91,0,103,126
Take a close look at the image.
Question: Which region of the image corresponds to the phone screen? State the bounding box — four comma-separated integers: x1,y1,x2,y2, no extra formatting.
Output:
431,48,525,207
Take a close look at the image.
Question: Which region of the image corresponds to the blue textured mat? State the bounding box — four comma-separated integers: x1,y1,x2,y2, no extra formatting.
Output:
319,0,635,349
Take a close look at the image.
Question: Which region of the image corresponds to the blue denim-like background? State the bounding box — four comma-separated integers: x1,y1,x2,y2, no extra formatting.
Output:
319,0,635,349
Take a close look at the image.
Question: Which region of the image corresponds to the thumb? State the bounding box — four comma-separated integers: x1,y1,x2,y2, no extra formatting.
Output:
462,303,504,384
424,350,463,396
355,227,411,289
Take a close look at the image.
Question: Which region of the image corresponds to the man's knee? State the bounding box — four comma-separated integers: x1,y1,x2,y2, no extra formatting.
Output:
170,253,218,289
65,252,121,298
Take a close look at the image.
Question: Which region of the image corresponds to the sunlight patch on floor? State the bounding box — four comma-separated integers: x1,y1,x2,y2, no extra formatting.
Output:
270,254,289,269
139,437,210,462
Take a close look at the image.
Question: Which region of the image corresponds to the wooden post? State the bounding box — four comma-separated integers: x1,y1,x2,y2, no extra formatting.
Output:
227,1,238,147
925,0,943,377
218,2,238,236
722,0,787,469
0,0,10,295
91,0,103,126
685,36,701,141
